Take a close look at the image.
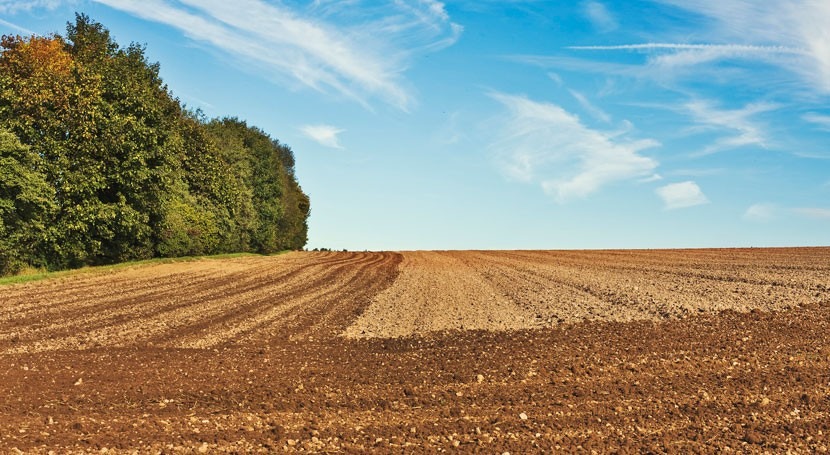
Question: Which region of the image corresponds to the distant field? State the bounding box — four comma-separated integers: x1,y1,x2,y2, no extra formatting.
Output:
347,248,829,337
1,249,829,452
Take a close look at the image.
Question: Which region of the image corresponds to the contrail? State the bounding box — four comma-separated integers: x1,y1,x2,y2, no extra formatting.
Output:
0,18,37,36
568,43,805,55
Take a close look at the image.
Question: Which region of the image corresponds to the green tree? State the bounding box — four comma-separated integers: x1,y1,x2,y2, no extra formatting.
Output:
65,13,179,264
206,118,309,253
0,32,94,268
0,129,55,274
0,15,309,276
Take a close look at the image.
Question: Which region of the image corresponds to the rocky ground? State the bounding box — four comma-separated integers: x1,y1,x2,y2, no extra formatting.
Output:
1,248,828,453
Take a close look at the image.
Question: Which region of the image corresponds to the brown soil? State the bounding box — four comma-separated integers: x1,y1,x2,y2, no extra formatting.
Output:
1,248,829,453
347,248,829,337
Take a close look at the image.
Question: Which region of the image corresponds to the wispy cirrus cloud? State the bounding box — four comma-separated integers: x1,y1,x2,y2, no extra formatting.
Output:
638,173,663,183
792,207,830,220
744,203,777,222
568,89,611,124
0,0,67,34
91,0,461,110
648,1,830,94
582,1,617,33
669,168,726,177
682,100,779,156
745,205,830,221
803,113,830,131
567,43,807,93
299,124,345,149
0,0,65,14
554,2,830,98
0,17,35,35
569,43,804,77
569,43,804,54
655,181,708,209
490,92,658,202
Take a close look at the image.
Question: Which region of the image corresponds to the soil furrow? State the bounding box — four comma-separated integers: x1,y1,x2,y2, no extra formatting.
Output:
0,262,298,352
508,249,829,291
453,252,655,324
250,252,402,342
159,253,387,349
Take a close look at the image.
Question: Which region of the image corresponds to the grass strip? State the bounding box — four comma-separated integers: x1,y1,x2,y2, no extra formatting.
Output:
0,251,290,287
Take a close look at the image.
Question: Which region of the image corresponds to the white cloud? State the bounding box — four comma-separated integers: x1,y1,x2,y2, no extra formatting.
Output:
91,0,461,110
569,43,804,80
490,92,658,202
522,44,798,103
792,207,830,220
650,1,830,94
803,113,830,131
299,124,345,149
563,2,830,96
582,1,617,33
669,168,726,177
569,43,803,54
0,18,35,35
638,173,663,183
547,72,563,86
682,100,779,156
0,0,64,14
655,181,708,209
569,89,612,124
435,111,466,145
746,204,830,221
568,43,805,55
744,203,777,221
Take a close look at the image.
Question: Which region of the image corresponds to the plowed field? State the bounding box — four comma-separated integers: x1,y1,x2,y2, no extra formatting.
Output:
2,248,829,452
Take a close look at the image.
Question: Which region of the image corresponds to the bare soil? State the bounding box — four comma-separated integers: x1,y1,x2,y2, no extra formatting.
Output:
1,248,829,453
347,249,829,337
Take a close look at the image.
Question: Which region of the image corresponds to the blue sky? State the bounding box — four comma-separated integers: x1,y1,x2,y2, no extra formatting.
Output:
2,0,829,250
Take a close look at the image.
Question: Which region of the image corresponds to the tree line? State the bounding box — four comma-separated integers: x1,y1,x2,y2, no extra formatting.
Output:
0,14,309,276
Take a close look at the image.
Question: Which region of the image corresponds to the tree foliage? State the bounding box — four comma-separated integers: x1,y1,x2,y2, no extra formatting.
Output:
0,14,309,275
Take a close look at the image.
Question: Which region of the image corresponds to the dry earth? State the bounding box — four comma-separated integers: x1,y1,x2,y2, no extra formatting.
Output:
1,248,829,453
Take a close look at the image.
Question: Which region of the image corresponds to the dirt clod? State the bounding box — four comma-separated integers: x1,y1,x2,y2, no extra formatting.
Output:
744,430,764,445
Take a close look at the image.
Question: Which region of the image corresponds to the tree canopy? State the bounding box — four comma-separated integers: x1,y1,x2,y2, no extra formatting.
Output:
0,14,309,275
